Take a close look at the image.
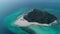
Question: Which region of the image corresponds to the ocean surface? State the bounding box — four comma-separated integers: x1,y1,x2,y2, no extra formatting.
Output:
0,0,60,34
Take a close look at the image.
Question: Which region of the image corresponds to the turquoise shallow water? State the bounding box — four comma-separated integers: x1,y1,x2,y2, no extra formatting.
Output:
0,1,60,34
4,8,60,34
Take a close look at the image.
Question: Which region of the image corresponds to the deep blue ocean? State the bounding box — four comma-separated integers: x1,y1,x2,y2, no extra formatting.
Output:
0,0,60,34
